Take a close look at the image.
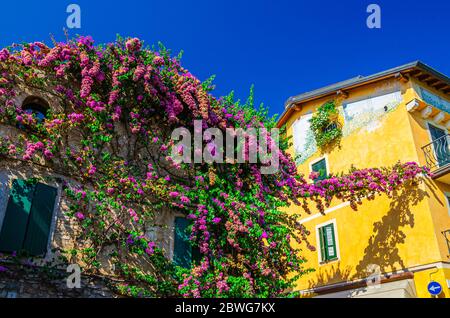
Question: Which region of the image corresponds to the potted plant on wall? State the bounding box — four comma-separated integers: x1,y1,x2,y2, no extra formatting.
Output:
309,100,343,150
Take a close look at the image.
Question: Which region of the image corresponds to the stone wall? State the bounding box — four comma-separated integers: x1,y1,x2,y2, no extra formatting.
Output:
0,262,117,298
0,85,181,297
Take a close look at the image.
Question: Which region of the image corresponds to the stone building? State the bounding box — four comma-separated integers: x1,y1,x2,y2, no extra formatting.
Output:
0,85,194,297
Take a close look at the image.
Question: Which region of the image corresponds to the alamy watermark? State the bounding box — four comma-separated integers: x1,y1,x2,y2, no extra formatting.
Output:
66,263,81,289
366,4,381,29
66,4,81,29
171,120,280,174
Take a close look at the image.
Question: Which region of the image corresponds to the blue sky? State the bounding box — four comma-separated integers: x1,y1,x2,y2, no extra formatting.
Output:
0,0,449,117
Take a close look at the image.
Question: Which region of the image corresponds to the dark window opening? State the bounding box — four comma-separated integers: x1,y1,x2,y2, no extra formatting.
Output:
18,97,50,130
173,217,201,268
323,122,338,133
23,103,48,124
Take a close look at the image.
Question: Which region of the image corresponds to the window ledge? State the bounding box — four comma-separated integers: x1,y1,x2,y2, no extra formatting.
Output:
319,258,339,266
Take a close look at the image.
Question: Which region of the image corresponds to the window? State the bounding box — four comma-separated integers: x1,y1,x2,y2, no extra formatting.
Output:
311,158,328,181
173,217,201,268
428,123,450,168
23,103,47,124
323,122,338,133
318,222,338,263
0,179,57,256
19,97,49,128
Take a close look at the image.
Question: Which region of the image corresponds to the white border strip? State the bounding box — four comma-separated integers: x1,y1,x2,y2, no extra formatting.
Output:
300,201,350,224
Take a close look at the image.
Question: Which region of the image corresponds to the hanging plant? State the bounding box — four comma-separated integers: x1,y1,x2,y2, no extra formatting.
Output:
309,100,342,148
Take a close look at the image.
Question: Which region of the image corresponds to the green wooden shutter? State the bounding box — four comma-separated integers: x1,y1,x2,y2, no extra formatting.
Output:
0,180,35,253
173,217,192,268
312,159,328,181
323,224,337,261
318,226,326,262
23,183,57,256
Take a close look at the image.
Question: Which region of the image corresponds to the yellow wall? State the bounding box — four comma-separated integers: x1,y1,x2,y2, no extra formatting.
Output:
406,78,450,263
283,77,450,297
414,268,450,298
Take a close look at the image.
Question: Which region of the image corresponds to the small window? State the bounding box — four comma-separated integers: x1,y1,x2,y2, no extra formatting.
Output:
20,97,49,127
318,223,338,263
173,217,201,268
311,158,328,181
323,122,338,133
0,179,57,256
23,103,47,124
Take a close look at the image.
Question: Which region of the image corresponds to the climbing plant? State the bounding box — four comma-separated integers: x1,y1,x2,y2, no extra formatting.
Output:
0,36,429,297
309,100,342,148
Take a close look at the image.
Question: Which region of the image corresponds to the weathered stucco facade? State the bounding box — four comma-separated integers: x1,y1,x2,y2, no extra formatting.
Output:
279,61,450,298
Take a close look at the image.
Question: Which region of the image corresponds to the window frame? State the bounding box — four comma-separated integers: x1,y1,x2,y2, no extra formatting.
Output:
444,192,450,217
171,214,201,268
426,121,448,143
0,174,60,259
425,121,450,169
309,155,330,182
316,219,340,264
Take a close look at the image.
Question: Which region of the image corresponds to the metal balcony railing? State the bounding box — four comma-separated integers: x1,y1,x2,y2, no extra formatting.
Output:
422,134,450,172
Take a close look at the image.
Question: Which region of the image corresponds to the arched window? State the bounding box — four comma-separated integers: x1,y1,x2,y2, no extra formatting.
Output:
21,97,49,124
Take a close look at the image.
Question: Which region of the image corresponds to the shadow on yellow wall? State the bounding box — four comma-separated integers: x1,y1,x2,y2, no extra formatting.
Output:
307,183,429,290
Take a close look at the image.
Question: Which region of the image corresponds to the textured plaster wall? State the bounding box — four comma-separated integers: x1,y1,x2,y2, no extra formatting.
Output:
284,77,450,297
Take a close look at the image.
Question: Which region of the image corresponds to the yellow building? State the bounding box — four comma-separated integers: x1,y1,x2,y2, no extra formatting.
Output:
278,61,450,298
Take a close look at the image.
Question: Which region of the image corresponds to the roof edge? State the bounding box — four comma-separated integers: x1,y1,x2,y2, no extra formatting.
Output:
277,61,450,128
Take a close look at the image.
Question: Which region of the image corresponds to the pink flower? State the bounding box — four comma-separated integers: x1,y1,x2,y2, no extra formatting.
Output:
88,165,96,175
8,144,16,155
133,65,145,81
125,38,142,52
75,212,85,220
180,196,190,204
43,149,54,159
0,48,10,61
212,217,221,224
68,112,85,123
145,241,156,255
153,55,164,66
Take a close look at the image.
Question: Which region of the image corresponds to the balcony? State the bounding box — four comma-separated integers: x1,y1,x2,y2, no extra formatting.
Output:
422,134,450,181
